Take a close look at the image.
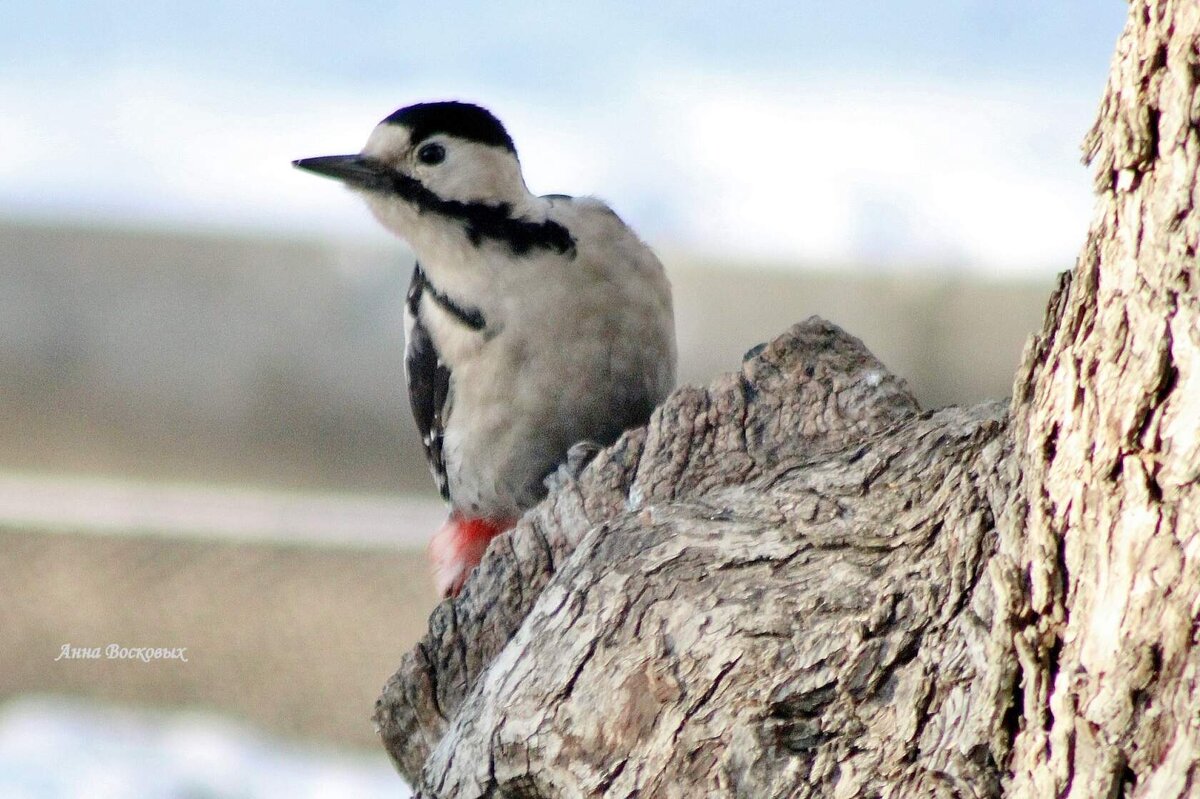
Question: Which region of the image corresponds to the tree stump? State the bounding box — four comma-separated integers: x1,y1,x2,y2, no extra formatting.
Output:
375,2,1200,795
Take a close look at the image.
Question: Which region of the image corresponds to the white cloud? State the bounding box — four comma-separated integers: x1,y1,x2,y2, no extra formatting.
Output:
520,69,1099,272
0,67,1099,272
0,69,392,239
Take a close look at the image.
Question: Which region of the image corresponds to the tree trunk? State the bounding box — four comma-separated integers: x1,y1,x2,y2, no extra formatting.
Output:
1002,2,1200,796
374,2,1200,795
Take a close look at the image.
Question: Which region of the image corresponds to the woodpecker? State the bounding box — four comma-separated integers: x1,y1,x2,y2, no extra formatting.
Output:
294,101,676,597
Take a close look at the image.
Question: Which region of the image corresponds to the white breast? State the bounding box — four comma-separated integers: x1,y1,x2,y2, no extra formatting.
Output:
417,195,677,520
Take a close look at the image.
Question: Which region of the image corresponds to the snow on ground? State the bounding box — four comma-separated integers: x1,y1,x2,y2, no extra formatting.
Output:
0,696,410,799
0,473,445,549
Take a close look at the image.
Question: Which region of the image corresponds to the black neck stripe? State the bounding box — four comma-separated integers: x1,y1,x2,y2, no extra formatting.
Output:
386,169,575,257
411,264,487,332
427,278,487,332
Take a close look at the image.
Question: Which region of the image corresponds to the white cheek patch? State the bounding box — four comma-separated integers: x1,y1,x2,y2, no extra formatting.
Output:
419,140,526,206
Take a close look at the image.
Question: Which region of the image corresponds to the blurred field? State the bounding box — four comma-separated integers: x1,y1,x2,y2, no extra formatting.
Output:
0,217,1059,753
0,527,438,749
0,219,1055,494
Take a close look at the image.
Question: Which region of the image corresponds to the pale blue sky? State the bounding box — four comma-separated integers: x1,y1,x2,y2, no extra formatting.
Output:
2,2,1128,271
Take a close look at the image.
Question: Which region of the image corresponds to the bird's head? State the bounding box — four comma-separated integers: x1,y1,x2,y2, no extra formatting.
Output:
294,101,530,245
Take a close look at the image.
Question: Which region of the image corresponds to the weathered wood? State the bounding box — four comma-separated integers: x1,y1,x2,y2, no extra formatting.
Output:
375,319,924,781
375,318,1026,796
375,2,1200,794
999,2,1200,796
415,398,1015,798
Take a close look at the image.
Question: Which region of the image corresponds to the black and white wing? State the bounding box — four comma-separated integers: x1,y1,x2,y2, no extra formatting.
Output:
404,264,452,501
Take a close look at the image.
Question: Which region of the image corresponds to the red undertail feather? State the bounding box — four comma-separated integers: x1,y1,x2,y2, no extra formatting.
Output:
429,514,515,597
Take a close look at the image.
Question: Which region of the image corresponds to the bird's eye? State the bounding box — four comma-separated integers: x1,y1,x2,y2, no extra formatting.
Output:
417,143,446,165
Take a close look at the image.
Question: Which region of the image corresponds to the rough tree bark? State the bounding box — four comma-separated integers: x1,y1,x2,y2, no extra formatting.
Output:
374,3,1200,796
1002,2,1200,796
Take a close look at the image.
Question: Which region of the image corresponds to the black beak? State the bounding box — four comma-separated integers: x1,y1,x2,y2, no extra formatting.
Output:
292,154,392,190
